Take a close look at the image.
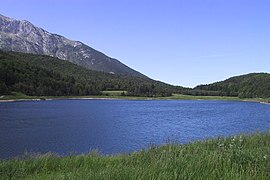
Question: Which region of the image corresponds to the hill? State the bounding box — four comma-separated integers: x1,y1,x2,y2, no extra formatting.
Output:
0,14,145,78
193,73,270,98
0,51,183,97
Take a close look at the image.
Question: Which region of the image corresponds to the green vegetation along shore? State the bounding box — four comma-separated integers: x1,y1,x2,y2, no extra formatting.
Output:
1,133,269,179
1,92,269,105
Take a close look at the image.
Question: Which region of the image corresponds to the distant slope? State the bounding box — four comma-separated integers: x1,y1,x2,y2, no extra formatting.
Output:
0,14,146,78
0,51,183,96
194,73,270,98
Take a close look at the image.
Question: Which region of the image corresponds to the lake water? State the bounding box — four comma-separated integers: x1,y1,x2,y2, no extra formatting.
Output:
0,100,270,159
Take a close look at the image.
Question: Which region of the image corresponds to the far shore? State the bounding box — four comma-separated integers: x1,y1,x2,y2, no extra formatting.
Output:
0,97,156,102
0,94,269,105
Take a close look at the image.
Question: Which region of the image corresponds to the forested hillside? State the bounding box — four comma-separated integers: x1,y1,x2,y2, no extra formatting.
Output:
0,51,183,97
194,73,270,98
1,51,268,98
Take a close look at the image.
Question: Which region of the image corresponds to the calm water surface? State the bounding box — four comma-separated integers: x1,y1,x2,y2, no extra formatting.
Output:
0,100,269,159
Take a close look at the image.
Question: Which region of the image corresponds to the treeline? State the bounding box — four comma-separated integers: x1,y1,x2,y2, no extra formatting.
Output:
127,83,173,97
194,73,270,98
3,51,267,98
0,51,183,97
0,58,101,96
180,89,232,97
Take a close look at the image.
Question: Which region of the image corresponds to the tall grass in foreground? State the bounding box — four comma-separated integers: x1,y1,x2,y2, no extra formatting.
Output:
0,132,269,179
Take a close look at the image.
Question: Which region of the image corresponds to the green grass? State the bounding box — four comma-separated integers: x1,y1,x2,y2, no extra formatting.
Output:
165,94,270,103
1,92,269,103
0,133,269,179
0,92,34,100
102,90,127,96
0,91,149,101
162,94,241,100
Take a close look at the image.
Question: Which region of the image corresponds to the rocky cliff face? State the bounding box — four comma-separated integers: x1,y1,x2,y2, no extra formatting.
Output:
0,14,145,77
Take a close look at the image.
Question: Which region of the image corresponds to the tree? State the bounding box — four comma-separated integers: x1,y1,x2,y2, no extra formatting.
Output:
0,82,8,95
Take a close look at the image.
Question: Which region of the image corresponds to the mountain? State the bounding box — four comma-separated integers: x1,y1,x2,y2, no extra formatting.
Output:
0,14,145,77
194,73,270,98
0,50,268,98
0,51,182,96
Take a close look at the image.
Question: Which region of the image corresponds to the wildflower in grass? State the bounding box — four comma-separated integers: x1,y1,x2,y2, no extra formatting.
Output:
239,135,243,143
263,155,267,159
218,143,224,148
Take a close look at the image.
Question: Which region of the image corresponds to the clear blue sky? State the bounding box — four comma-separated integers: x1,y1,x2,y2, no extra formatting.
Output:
1,0,269,87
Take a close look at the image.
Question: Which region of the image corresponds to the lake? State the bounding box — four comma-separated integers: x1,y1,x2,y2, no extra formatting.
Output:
0,99,269,159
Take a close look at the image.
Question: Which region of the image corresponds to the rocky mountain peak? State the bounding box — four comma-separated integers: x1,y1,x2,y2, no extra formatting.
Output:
0,14,146,78
0,14,14,22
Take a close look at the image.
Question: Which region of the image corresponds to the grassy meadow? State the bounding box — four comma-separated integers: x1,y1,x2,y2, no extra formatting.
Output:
1,91,266,101
1,132,269,179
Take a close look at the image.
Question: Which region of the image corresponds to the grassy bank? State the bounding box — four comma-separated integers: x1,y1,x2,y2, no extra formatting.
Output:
1,133,269,179
0,91,148,101
1,92,269,103
164,94,270,103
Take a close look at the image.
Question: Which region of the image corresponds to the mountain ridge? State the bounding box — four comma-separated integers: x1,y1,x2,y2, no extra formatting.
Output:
0,50,269,98
0,51,180,96
0,14,146,78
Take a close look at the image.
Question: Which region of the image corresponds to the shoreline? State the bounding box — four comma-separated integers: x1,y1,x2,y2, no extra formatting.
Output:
0,99,46,102
0,95,269,105
1,132,269,179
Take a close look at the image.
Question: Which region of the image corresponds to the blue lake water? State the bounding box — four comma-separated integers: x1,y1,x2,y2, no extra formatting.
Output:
0,100,270,159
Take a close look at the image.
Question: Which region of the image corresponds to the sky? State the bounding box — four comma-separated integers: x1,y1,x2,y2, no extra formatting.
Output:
0,0,270,87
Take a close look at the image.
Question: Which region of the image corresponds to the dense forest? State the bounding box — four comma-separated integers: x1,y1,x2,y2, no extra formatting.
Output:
194,73,270,98
0,51,183,97
1,51,269,98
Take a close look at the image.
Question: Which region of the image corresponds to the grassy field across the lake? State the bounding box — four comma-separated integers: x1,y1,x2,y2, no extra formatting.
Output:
1,91,270,103
1,132,269,179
